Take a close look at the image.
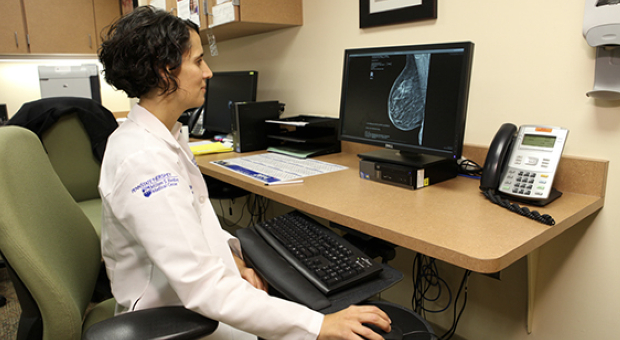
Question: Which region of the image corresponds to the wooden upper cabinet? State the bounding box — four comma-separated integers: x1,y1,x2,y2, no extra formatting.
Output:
93,0,122,49
167,0,179,15
22,0,98,54
1,0,121,55
0,0,29,54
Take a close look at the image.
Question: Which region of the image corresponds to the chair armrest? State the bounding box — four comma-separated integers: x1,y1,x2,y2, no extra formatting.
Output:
82,306,218,340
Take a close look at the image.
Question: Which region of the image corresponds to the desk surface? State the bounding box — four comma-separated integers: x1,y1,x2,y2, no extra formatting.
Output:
196,142,608,273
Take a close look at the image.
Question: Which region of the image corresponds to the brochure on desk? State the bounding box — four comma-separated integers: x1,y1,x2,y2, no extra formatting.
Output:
211,153,347,184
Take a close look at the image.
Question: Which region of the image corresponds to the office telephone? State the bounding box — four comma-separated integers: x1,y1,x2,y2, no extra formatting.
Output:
479,123,569,225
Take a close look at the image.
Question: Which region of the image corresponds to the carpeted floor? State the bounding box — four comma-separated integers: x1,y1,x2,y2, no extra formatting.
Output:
0,263,109,339
0,266,20,339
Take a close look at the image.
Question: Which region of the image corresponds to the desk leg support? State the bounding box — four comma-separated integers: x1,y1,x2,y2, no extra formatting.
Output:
527,249,539,334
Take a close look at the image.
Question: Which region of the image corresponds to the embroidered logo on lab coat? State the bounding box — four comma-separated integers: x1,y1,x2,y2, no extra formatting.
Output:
131,173,179,197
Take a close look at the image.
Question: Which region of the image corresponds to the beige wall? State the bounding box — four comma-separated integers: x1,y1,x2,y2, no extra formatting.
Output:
1,0,618,338
206,1,619,339
0,59,131,116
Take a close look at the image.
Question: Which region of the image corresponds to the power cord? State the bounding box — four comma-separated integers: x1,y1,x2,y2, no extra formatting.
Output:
440,270,472,340
218,197,248,228
246,194,270,226
217,194,270,228
482,190,555,226
412,255,473,340
412,255,452,317
457,158,482,178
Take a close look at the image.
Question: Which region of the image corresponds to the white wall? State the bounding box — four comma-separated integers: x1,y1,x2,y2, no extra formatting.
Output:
205,1,619,339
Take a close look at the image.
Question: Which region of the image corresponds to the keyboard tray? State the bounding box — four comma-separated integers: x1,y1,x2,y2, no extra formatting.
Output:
253,211,383,295
237,225,404,313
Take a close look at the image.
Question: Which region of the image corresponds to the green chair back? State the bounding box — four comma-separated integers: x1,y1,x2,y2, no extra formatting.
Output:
40,113,104,237
0,126,103,340
40,113,101,202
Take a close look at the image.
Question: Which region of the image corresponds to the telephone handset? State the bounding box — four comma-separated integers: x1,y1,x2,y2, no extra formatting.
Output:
480,123,517,192
480,123,569,225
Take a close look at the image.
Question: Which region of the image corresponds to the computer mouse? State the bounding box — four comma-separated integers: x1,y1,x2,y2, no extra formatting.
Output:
364,323,403,340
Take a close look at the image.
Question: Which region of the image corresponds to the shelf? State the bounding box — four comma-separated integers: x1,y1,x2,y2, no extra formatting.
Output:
200,0,302,43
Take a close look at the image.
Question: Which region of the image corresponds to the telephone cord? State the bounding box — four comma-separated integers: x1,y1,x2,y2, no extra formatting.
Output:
482,190,555,226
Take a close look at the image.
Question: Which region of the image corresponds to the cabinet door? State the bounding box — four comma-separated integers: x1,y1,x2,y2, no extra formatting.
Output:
93,0,122,49
0,0,29,53
167,0,178,15
23,0,98,54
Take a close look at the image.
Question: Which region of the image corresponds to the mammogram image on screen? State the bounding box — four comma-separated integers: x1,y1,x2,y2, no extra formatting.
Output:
388,53,430,144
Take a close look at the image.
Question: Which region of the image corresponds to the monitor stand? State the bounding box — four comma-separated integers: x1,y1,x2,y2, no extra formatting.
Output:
358,149,453,168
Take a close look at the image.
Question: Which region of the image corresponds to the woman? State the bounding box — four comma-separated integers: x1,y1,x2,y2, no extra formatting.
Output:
98,6,391,340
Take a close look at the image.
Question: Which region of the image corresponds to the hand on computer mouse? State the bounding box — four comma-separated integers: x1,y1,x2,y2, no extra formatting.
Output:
318,305,391,340
364,323,403,340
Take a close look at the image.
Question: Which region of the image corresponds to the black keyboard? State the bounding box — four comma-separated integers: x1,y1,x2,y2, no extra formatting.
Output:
254,211,383,295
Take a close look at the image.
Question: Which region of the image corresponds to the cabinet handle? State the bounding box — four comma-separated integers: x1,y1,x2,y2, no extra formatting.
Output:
14,32,19,47
89,34,92,48
26,34,30,47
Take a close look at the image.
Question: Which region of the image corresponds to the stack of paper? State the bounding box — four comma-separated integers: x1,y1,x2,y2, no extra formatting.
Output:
189,141,233,155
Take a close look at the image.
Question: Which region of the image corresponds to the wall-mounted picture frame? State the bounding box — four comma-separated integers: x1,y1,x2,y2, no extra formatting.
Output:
360,0,437,28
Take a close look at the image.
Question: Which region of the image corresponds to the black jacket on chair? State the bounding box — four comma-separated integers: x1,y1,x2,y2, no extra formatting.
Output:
7,97,118,161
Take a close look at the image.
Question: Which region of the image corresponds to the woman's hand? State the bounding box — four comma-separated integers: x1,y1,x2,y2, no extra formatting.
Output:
232,252,268,292
240,267,267,292
318,305,391,340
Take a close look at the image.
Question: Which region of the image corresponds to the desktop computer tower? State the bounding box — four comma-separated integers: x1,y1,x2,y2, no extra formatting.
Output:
231,101,281,153
359,154,457,190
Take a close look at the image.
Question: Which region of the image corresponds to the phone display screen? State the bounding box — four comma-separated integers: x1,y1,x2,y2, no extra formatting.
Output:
521,134,556,148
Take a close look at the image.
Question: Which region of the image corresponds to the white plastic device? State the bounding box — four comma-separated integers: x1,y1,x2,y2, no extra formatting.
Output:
498,125,569,201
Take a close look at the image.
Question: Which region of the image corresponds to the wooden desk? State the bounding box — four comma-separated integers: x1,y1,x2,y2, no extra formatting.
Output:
197,141,607,332
196,142,607,274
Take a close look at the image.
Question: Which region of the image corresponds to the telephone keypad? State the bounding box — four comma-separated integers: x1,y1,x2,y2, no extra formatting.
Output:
501,169,552,199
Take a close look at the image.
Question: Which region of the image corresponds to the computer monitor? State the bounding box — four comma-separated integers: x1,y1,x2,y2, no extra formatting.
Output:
203,70,259,134
338,41,474,166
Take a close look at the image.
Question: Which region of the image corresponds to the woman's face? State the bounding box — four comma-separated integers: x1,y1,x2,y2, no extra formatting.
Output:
173,30,212,110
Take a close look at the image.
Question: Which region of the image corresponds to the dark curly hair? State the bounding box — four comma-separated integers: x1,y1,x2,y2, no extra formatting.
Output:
98,6,200,98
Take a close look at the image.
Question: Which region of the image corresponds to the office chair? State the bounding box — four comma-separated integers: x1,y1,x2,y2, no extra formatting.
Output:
7,97,119,238
0,126,218,340
0,258,5,307
40,113,106,236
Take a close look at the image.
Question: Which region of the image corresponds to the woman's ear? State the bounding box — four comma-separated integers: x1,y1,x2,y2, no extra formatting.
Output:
156,66,174,95
159,66,171,82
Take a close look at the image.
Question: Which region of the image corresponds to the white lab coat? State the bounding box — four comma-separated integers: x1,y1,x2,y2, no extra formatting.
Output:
99,104,324,340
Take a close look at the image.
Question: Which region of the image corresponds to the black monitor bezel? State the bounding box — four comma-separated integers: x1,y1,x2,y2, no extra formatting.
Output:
203,70,258,134
338,41,474,160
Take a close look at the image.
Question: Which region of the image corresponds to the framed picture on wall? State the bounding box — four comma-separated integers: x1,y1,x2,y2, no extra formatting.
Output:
359,0,437,28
